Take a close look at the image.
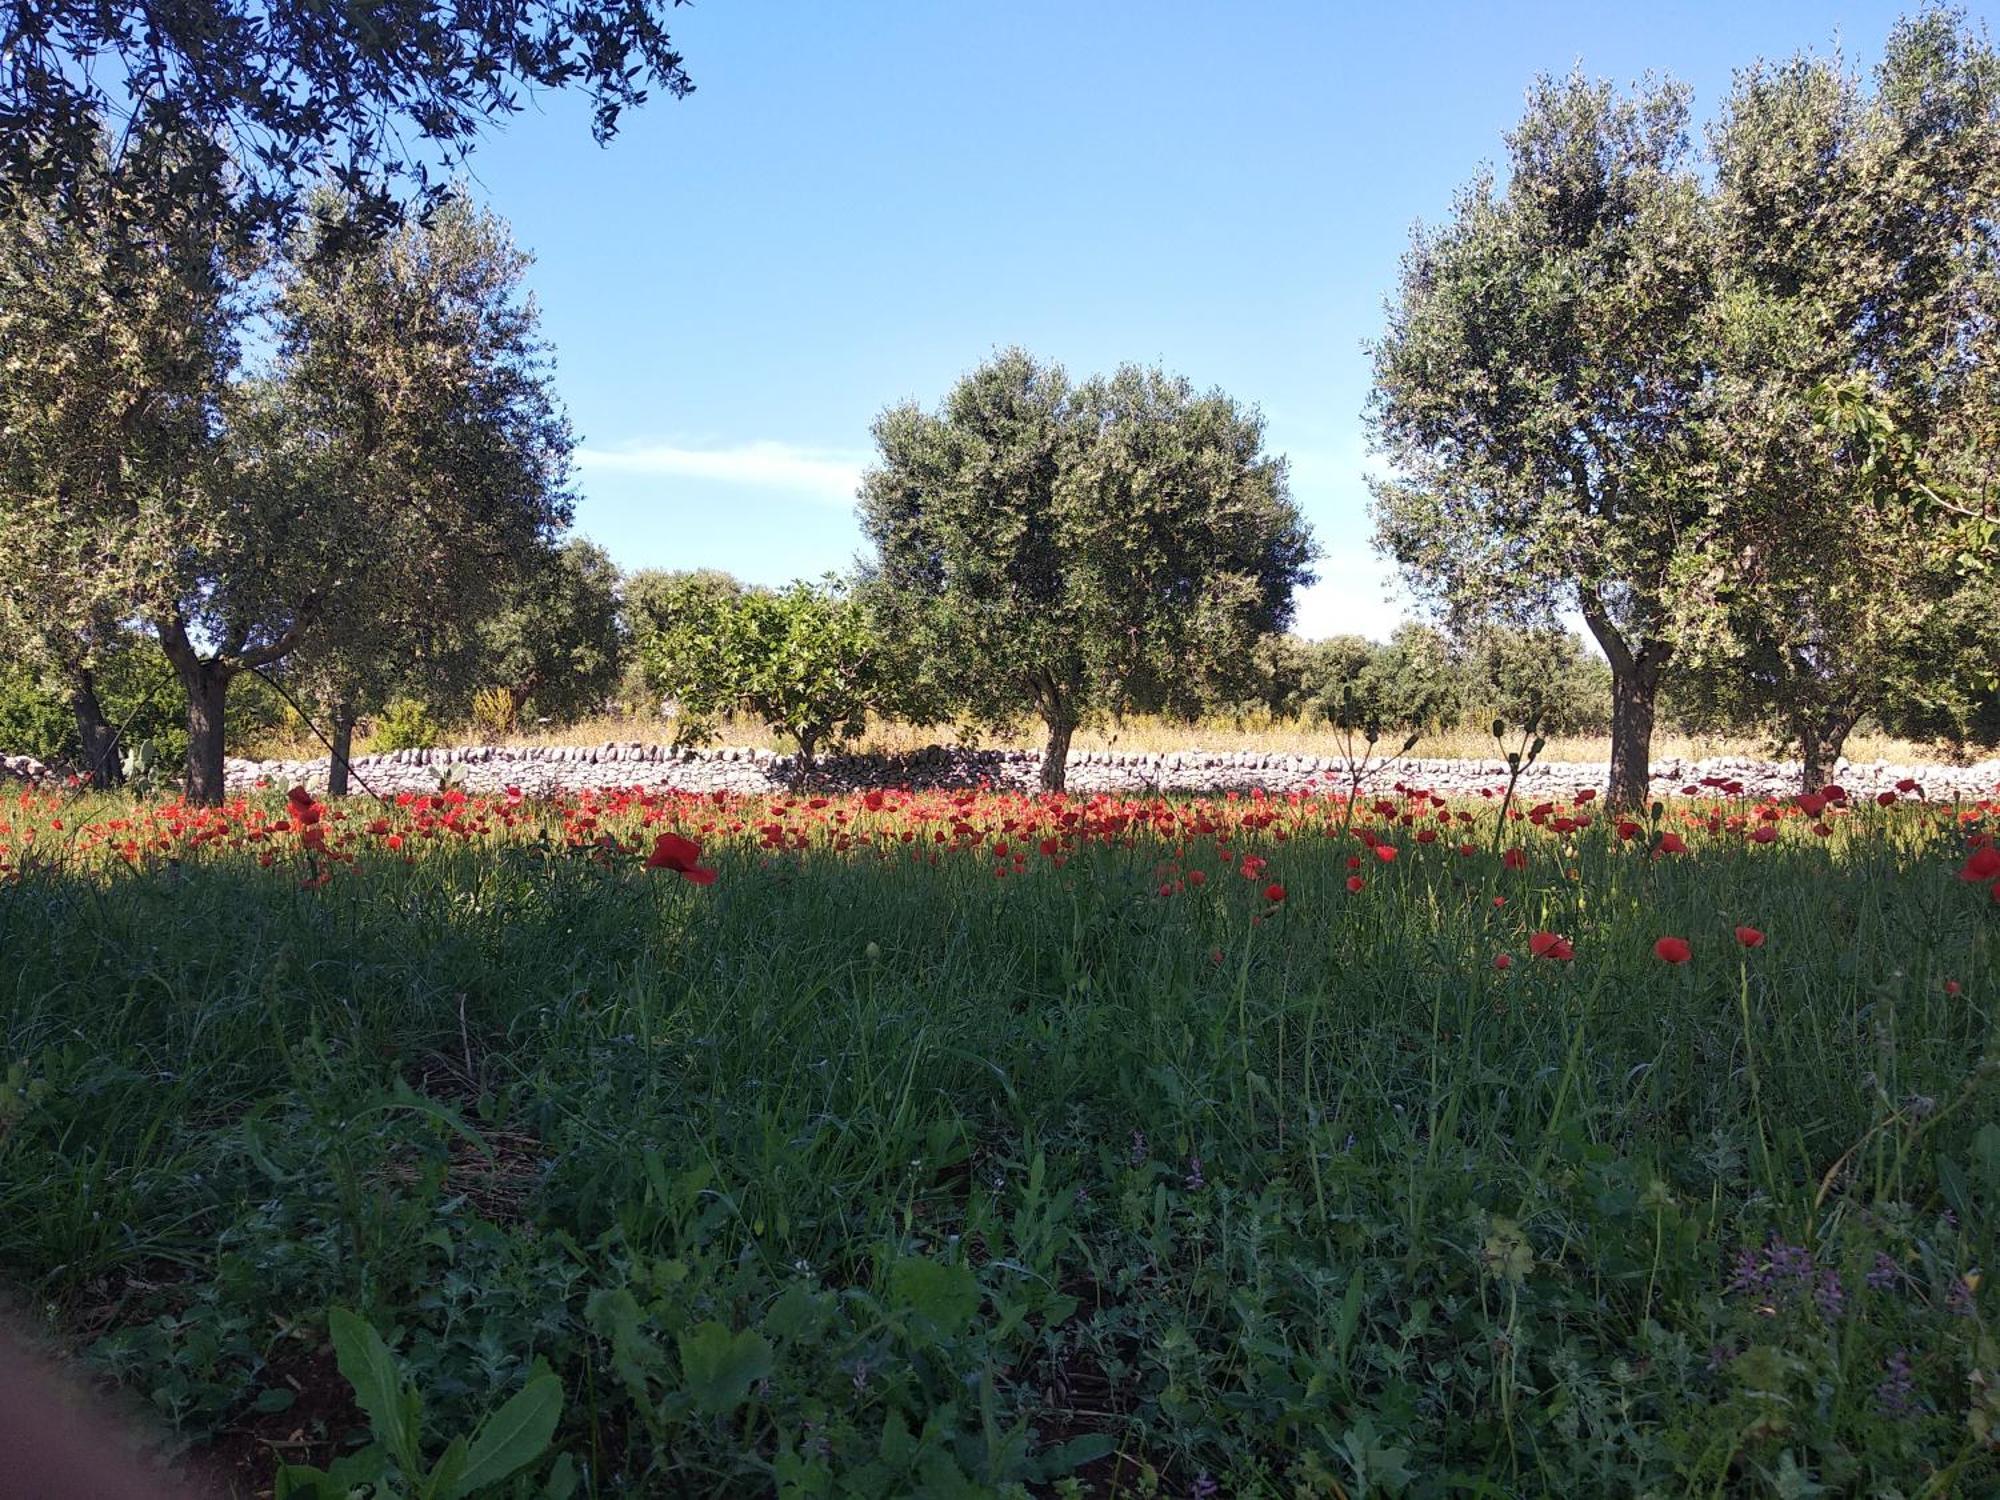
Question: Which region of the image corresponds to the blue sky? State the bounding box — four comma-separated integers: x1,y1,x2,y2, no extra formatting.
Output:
459,0,1983,641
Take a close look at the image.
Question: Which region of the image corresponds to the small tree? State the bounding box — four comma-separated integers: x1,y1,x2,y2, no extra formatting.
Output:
861,349,1315,790
477,538,627,731
643,577,887,773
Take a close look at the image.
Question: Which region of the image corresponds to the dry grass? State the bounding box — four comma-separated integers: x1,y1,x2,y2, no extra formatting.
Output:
231,711,1979,768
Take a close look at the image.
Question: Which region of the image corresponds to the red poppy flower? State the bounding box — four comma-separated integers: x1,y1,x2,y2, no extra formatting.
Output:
1264,882,1286,903
1374,843,1398,862
863,789,886,812
1493,952,1513,970
1959,846,2000,883
1527,931,1573,961
1502,848,1527,869
1346,875,1365,893
1945,979,1962,996
646,831,717,885
1895,778,1920,794
1616,820,1642,841
1654,936,1692,965
1876,791,1898,808
1748,824,1777,844
1734,925,1765,948
1657,833,1687,855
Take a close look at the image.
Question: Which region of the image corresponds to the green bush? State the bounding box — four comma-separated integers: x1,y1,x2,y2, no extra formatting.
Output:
0,664,74,763
367,697,445,752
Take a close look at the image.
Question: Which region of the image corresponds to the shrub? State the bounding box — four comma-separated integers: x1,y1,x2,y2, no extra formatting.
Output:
367,698,445,752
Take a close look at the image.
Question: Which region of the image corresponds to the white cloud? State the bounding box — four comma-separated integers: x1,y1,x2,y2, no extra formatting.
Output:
576,440,868,504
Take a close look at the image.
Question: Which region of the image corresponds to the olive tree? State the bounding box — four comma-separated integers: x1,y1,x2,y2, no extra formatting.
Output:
0,140,239,786
861,349,1315,790
152,194,572,801
1368,73,1714,808
1680,14,2000,788
475,537,626,731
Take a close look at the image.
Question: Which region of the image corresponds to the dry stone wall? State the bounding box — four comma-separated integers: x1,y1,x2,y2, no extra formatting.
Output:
171,743,2000,802
6,741,1996,800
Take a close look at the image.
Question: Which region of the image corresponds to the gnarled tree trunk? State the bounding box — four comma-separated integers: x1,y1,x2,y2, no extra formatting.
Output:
181,663,231,806
1582,598,1671,812
1039,715,1074,793
69,669,122,788
327,712,356,798
1607,665,1662,811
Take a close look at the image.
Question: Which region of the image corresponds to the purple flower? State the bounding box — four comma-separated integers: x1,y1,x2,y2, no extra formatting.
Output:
1725,1247,1769,1296
1185,1155,1205,1191
1876,1348,1916,1417
1190,1475,1220,1500
1129,1130,1148,1167
1866,1253,1901,1292
1814,1268,1846,1320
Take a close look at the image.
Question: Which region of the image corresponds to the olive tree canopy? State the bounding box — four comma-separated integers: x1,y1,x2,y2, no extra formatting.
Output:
860,349,1316,790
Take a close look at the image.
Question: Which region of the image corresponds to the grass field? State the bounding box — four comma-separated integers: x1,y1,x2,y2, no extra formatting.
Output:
3,780,1998,1496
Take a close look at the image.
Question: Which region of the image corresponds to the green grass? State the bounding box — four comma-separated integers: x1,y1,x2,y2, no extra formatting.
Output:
1,787,1996,1496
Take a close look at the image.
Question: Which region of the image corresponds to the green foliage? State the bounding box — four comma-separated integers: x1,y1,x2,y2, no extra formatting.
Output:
0,664,75,765
0,637,193,770
627,568,750,732
2,0,694,244
369,699,445,754
477,539,625,727
862,348,1316,788
276,1308,566,1499
1460,624,1614,738
1370,14,2000,799
642,576,891,766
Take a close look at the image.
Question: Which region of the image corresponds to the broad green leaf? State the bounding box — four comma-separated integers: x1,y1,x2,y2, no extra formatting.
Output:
676,1321,773,1415
451,1373,562,1496
888,1257,980,1346
328,1307,420,1474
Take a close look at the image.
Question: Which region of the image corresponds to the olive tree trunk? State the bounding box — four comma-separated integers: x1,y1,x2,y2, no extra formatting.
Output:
1039,716,1075,792
1606,666,1661,812
180,662,232,806
69,669,122,788
327,713,356,798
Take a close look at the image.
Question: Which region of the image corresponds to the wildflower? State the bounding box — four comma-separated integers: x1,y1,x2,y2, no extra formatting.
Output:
1944,979,1962,997
1958,846,2000,883
645,831,717,885
1373,843,1398,862
1734,925,1765,948
1263,882,1286,903
1616,820,1642,840
1656,832,1687,855
1654,936,1692,965
1494,952,1512,970
1185,1155,1205,1191
1815,1268,1846,1320
1502,847,1527,869
1876,1349,1916,1417
1867,1253,1901,1292
1748,824,1777,844
1346,875,1365,893
1527,931,1573,962
1129,1130,1148,1166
